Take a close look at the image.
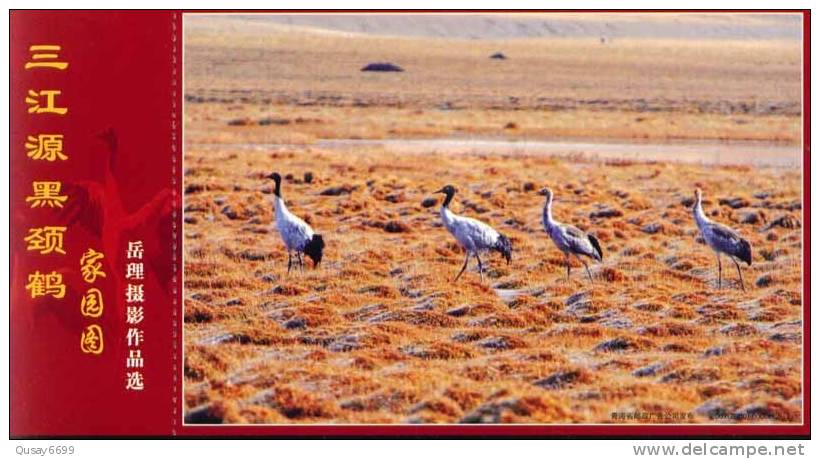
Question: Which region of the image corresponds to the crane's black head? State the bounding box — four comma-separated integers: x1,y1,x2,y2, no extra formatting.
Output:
304,234,325,268
434,185,457,207
494,234,513,265
538,187,553,200
268,172,282,196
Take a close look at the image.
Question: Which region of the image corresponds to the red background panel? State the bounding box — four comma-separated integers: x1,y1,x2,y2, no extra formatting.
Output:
10,11,180,436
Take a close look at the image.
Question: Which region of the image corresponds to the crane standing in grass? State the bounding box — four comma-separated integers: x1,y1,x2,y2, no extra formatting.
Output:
540,187,603,283
434,185,512,282
692,188,752,291
267,172,325,273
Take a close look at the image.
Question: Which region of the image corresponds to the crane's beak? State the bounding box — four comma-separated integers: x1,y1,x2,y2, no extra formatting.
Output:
433,187,446,194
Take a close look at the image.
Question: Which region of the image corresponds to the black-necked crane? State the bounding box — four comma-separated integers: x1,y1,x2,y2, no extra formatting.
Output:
692,188,752,291
540,187,603,282
434,185,512,282
268,172,325,273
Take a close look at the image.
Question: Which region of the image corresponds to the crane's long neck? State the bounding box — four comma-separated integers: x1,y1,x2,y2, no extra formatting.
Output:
272,178,286,216
273,178,282,198
543,195,555,229
694,194,710,228
440,205,454,228
441,190,455,208
101,131,117,188
273,195,283,217
440,191,456,228
272,181,290,221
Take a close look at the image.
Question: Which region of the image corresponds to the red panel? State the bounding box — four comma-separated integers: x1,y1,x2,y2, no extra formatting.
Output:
10,11,181,437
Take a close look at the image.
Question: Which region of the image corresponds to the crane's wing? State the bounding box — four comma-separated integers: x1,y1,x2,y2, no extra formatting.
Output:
456,215,499,248
279,214,314,250
563,225,599,259
710,222,752,265
710,222,742,242
121,187,173,232
59,180,105,238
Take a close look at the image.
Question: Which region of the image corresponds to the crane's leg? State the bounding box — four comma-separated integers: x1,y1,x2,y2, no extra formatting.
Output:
297,252,305,272
475,252,484,282
715,253,722,289
564,253,570,282
287,252,293,275
454,251,470,282
576,254,593,283
731,258,746,292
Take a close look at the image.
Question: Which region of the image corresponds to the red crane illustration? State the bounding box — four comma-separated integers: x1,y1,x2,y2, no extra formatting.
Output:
60,128,175,313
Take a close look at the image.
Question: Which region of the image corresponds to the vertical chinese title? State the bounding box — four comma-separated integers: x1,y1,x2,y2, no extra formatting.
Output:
21,45,111,360
21,45,147,393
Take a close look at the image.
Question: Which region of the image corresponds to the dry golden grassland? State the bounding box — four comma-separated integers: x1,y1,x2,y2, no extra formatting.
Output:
183,16,803,424
185,16,801,144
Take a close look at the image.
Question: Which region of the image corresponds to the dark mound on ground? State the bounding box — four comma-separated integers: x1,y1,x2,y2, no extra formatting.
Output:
361,62,404,72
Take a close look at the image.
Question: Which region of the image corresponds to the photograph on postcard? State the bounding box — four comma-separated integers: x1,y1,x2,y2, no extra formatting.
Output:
181,13,804,425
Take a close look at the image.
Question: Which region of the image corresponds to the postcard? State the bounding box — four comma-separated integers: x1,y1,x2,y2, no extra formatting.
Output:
9,10,809,438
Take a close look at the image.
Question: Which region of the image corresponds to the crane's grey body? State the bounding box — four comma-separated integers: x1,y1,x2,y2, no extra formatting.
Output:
693,188,752,290
274,195,315,253
440,206,501,254
541,188,603,282
435,185,512,282
267,173,325,273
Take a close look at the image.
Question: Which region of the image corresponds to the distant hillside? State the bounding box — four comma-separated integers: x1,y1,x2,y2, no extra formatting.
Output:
193,13,802,40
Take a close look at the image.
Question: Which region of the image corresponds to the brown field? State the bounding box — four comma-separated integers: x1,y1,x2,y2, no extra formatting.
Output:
183,14,803,424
